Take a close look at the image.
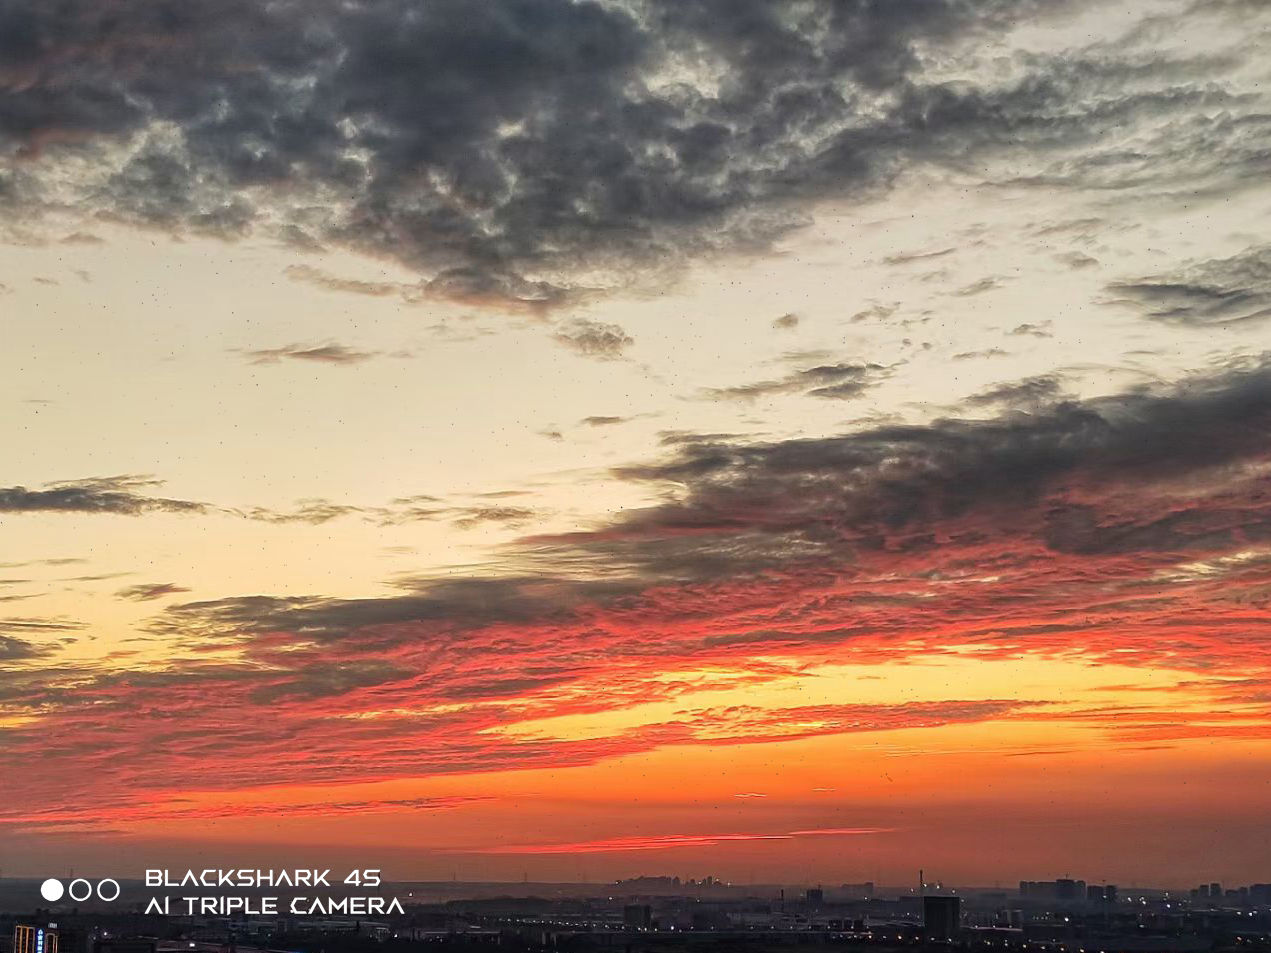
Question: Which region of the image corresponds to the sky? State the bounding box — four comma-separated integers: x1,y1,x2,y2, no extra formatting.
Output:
2,0,1271,888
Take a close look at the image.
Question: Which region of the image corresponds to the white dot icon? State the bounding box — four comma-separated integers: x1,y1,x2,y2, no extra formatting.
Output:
40,879,64,902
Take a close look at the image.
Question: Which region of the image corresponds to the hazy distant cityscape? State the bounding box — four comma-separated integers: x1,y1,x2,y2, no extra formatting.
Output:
4,872,1269,952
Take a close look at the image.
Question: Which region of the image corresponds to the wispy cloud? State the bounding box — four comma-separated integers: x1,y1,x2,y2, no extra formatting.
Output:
1108,244,1271,326
237,343,385,366
4,795,489,834
284,264,404,298
0,476,205,516
236,499,367,525
702,362,890,402
115,582,191,602
552,319,635,361
953,276,1004,297
965,374,1068,409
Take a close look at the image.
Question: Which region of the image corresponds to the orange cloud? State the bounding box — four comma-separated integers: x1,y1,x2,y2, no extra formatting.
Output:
453,827,893,855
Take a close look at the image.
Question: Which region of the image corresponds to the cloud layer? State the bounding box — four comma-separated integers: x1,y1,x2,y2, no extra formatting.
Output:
1109,245,1271,326
3,0,1267,302
0,476,205,515
4,360,1271,829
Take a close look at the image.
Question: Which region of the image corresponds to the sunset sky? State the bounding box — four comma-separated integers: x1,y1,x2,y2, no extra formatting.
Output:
3,0,1271,888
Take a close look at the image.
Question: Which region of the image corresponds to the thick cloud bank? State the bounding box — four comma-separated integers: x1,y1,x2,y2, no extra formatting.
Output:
3,0,1267,302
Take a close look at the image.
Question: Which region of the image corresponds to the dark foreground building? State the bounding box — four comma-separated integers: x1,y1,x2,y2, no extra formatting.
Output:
924,896,962,941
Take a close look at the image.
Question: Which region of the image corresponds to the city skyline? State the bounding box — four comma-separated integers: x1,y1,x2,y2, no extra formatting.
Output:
2,0,1271,886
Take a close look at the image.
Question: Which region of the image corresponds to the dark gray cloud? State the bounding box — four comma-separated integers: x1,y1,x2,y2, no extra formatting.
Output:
143,357,1271,645
452,506,537,530
238,343,383,365
1008,322,1054,338
0,481,410,527
0,483,465,528
59,231,103,245
965,374,1069,408
589,356,1271,576
1055,251,1099,270
883,247,956,266
0,617,82,664
237,499,366,525
383,493,446,518
1032,217,1109,239
233,496,540,529
424,268,573,312
152,576,639,644
552,319,634,360
0,617,82,634
850,303,899,324
1107,244,1271,326
0,476,205,515
115,582,191,602
953,276,1004,297
702,362,890,402
0,635,52,662
3,0,1263,303
952,347,1010,361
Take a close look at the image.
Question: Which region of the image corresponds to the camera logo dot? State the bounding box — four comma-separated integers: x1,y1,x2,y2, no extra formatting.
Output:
39,878,119,903
40,880,64,902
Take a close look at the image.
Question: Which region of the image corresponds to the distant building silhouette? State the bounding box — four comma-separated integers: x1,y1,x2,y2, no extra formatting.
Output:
1020,879,1087,901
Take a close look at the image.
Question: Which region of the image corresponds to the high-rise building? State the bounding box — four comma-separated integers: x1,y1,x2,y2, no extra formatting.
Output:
1087,884,1118,904
924,896,962,941
623,904,652,930
14,926,58,953
1057,879,1084,901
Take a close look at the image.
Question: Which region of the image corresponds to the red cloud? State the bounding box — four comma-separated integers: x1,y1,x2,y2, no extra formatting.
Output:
4,369,1271,831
